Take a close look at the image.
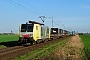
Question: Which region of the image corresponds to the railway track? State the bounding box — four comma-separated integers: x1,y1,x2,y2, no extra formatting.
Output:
0,37,68,60
0,46,23,53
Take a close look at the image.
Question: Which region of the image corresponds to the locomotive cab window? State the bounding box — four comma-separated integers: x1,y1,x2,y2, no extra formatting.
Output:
21,24,33,32
27,25,33,32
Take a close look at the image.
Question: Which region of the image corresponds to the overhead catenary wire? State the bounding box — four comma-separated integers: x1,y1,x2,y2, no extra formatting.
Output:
22,0,44,15
22,0,46,23
6,0,39,15
6,0,47,23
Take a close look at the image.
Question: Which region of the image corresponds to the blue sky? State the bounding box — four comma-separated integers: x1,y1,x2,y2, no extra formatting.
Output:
0,0,90,33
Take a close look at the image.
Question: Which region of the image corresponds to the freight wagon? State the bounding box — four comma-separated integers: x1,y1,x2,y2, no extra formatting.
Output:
50,28,63,39
64,30,70,36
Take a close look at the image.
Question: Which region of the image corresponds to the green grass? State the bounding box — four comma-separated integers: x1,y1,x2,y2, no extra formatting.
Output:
0,35,18,42
80,35,90,60
0,45,7,49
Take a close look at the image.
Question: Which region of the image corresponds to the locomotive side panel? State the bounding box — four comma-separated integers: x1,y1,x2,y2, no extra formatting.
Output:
41,26,50,40
33,24,41,41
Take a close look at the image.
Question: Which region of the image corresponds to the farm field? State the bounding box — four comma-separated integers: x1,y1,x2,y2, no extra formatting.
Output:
0,35,19,48
0,35,18,42
80,35,90,60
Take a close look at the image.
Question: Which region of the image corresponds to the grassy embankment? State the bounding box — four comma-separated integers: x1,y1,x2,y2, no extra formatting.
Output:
80,35,90,60
0,35,18,48
15,37,70,60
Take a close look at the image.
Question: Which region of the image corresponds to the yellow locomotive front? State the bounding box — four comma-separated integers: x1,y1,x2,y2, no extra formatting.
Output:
18,23,34,45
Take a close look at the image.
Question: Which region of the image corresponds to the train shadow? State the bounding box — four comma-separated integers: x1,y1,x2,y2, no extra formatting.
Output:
0,41,19,47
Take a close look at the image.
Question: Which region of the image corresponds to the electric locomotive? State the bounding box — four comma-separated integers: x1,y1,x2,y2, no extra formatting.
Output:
18,21,50,45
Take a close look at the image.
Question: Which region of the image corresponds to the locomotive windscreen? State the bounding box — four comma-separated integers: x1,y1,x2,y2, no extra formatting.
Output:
51,28,58,34
21,24,33,32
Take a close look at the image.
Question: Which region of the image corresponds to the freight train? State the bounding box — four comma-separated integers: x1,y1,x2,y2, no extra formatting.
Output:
18,21,75,45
